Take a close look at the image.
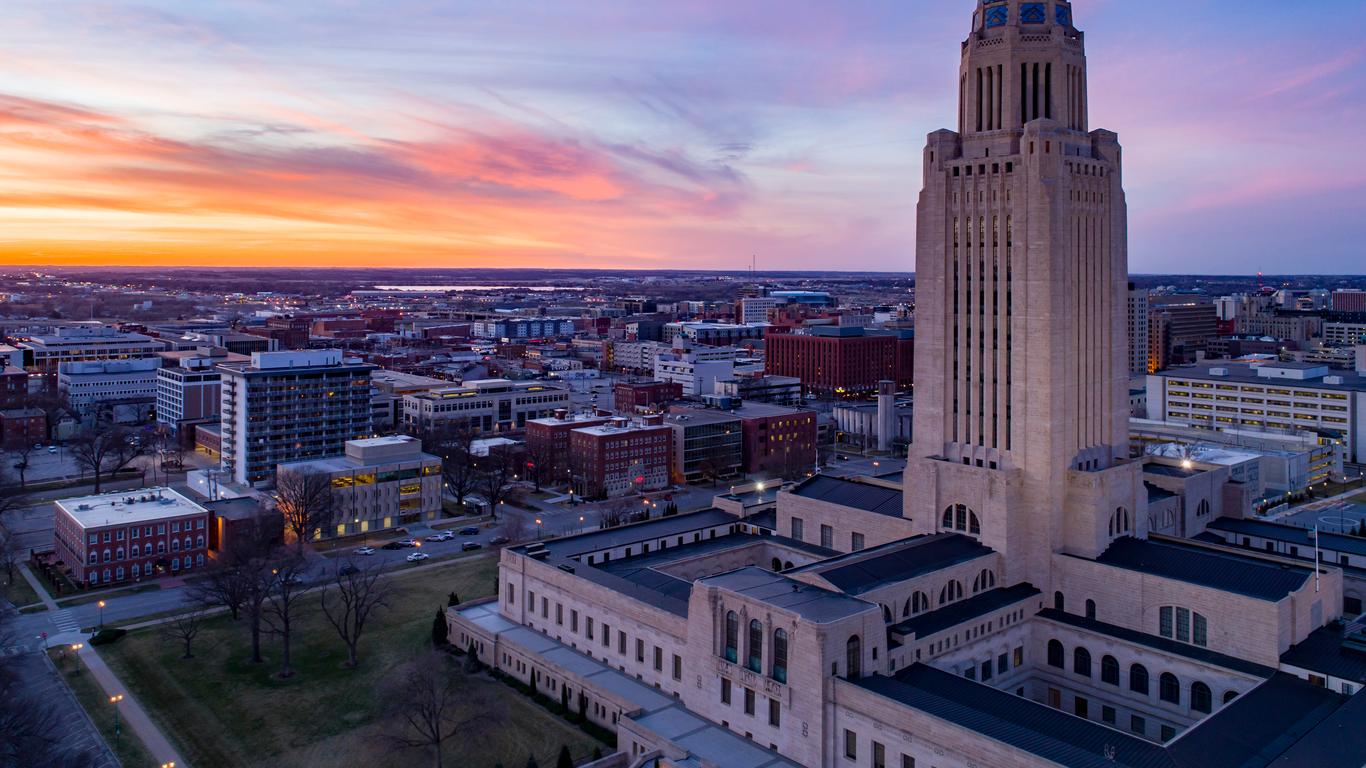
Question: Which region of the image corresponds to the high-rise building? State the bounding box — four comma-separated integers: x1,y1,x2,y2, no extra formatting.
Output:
1331,290,1366,313
1148,298,1217,371
1127,283,1149,375
764,326,914,397
448,6,1364,767
218,350,375,487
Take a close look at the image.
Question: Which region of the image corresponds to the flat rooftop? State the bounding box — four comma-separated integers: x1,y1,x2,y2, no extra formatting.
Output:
892,584,1041,639
56,487,206,529
699,566,874,624
790,533,994,595
1207,517,1366,558
1090,537,1312,602
1155,363,1366,392
787,474,902,518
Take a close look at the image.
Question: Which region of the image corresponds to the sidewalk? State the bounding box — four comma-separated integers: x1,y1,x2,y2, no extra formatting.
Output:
78,643,188,768
19,561,58,610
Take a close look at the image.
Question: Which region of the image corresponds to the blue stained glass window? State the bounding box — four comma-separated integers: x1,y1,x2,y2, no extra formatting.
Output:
1056,4,1072,27
985,5,1008,28
1021,3,1046,24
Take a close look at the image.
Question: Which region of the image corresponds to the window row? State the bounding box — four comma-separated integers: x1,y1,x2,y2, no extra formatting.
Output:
1045,639,1232,714
522,588,684,683
723,611,789,683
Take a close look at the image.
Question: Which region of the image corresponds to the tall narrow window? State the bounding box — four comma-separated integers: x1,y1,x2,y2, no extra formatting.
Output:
1073,647,1092,677
724,611,738,663
1047,640,1064,668
846,636,862,678
1191,682,1212,714
1130,664,1150,695
747,619,763,673
1160,673,1181,705
772,629,789,683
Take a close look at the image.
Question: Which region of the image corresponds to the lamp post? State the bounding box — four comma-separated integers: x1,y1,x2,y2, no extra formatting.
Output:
97,600,106,631
70,643,84,675
109,694,124,746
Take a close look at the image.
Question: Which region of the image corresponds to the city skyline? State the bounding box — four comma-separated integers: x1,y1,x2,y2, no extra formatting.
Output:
0,0,1363,274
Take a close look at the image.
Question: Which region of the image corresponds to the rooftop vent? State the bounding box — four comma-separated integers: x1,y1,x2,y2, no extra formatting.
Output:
1209,367,1228,377
1324,376,1344,385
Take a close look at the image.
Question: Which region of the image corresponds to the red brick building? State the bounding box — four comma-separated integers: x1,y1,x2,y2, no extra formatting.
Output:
525,411,612,487
569,417,672,498
54,487,210,587
764,326,914,397
0,407,45,449
614,380,684,413
0,365,27,409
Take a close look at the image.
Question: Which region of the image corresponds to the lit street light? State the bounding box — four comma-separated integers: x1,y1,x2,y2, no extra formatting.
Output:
97,600,106,631
69,643,84,675
535,518,543,539
109,693,124,746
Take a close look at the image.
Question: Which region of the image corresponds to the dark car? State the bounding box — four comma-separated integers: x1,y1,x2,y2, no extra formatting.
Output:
380,542,404,550
458,526,479,536
488,535,511,546
338,564,359,576
461,541,483,551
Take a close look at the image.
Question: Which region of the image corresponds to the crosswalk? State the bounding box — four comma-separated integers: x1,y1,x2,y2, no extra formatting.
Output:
50,609,80,634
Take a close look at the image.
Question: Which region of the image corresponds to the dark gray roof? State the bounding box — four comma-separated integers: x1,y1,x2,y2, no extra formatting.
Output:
1207,517,1366,558
855,666,1360,768
891,584,1041,638
1279,623,1366,683
514,508,739,558
700,566,874,623
855,664,1175,768
788,474,902,517
1092,537,1311,602
1144,463,1203,479
1146,482,1177,503
790,533,994,595
1037,609,1276,678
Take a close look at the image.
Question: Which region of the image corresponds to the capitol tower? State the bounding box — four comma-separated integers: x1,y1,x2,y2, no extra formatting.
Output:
904,0,1146,587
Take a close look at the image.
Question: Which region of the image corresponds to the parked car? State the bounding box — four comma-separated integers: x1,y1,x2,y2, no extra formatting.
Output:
425,532,451,542
406,552,430,562
458,526,479,536
380,542,404,551
488,535,510,546
355,546,376,556
461,541,483,552
338,564,359,576
47,446,58,454
396,538,418,548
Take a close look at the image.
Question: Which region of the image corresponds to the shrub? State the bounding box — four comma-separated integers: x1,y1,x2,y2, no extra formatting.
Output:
89,628,127,646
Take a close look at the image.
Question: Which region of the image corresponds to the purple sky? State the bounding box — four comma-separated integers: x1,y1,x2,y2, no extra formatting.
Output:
0,0,1362,272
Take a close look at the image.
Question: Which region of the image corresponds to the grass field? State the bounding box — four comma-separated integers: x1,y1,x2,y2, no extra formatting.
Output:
48,649,158,768
1,569,42,608
101,554,604,768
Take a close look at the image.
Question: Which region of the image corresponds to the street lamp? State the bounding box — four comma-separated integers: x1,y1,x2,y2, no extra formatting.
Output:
578,515,585,532
69,643,84,675
535,518,543,539
97,600,106,631
109,694,124,746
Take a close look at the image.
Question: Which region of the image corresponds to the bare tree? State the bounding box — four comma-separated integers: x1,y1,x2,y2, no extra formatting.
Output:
261,554,309,678
419,421,479,509
10,444,35,490
159,606,208,659
67,426,142,493
320,560,391,668
274,469,336,554
477,448,519,519
384,653,504,768
0,527,19,598
496,515,532,544
0,462,20,522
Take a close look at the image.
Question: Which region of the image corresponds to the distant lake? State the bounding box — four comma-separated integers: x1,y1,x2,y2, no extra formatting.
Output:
371,285,586,292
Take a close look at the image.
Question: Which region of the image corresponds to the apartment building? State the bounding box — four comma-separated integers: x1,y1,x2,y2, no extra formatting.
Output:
218,350,375,487
473,317,576,340
277,435,442,538
53,487,210,587
526,411,613,487
401,378,570,434
1146,362,1366,464
1128,283,1149,375
568,417,673,498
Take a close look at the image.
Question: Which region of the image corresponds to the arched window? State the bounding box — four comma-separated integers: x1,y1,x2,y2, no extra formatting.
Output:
1223,690,1238,704
939,580,963,605
846,636,862,678
1101,655,1119,685
724,611,738,663
1085,599,1096,620
1073,647,1091,677
1130,664,1150,695
1054,591,1065,611
941,504,982,536
882,605,892,623
1159,606,1209,647
1109,506,1132,537
772,629,788,683
1160,673,1181,705
912,591,929,614
771,557,782,572
972,569,996,593
1047,640,1064,668
1196,499,1210,517
131,564,140,579
747,619,763,673
783,561,793,570
1191,681,1212,713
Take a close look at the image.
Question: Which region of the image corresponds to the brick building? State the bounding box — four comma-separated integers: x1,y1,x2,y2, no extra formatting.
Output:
764,326,913,397
525,411,612,488
672,400,818,479
0,407,46,449
53,487,210,587
0,365,27,409
613,380,683,413
568,416,673,498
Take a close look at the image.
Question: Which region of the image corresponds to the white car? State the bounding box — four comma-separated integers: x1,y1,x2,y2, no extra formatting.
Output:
406,552,431,563
424,533,450,542
355,546,376,556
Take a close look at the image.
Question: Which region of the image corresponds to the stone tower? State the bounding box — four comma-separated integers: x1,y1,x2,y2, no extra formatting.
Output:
904,0,1146,587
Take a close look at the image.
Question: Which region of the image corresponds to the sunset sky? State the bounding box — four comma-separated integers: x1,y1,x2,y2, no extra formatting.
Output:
0,1,1362,273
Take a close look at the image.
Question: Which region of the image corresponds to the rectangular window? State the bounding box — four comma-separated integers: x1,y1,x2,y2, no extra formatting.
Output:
1014,646,1024,667
744,688,755,716
844,729,857,760
618,631,626,655
1074,696,1089,718
673,654,682,681
820,524,833,549
1131,715,1146,735
721,678,732,705
1176,607,1190,642
851,533,865,551
586,617,594,640
768,697,780,727
571,610,578,632
1102,705,1116,725
636,639,645,663
1159,606,1173,638
653,646,662,672
602,624,611,647
873,742,886,768
1161,725,1176,742
902,757,915,768
791,517,804,541
1193,614,1207,647
556,604,563,625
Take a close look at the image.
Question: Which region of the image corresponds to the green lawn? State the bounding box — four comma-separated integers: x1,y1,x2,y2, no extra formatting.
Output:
101,554,604,768
1,568,43,608
48,649,157,768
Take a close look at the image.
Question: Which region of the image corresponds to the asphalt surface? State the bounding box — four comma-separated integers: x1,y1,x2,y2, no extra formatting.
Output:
1,648,120,768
